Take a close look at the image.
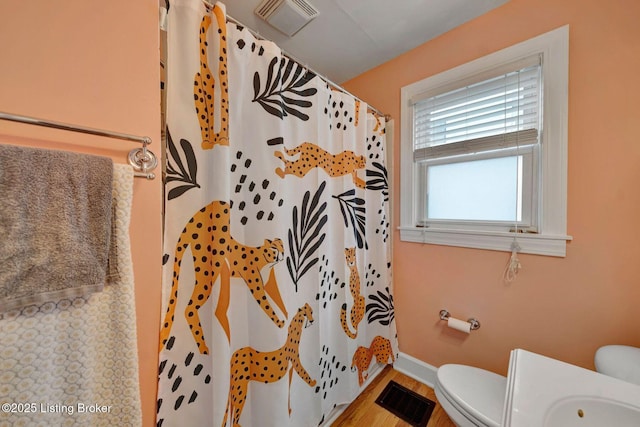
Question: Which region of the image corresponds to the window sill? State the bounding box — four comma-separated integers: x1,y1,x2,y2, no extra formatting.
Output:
398,226,572,257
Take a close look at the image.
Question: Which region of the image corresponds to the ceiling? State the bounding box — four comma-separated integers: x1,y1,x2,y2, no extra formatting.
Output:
224,0,510,84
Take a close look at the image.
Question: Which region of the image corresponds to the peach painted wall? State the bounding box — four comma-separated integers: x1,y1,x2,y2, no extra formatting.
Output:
344,0,640,375
0,1,161,425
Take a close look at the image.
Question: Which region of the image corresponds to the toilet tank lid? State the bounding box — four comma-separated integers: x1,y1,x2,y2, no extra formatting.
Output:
437,364,507,426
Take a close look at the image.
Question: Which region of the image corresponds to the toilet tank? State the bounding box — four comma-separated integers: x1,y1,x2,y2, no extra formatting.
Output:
594,345,640,386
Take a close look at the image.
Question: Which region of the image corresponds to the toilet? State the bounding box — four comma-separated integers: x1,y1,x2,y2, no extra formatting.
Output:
436,345,640,426
434,364,507,427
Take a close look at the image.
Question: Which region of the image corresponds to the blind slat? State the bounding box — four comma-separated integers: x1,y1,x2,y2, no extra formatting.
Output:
413,129,539,161
423,85,540,119
417,118,537,148
417,96,539,129
409,55,542,105
426,69,540,111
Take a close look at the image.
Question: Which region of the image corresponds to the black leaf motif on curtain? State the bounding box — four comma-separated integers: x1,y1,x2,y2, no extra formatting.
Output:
366,162,389,203
252,57,317,121
287,181,328,291
333,189,367,249
165,128,200,200
366,287,395,326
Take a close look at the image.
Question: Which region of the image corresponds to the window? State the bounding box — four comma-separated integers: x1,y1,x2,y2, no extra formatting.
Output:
414,58,540,230
400,26,571,256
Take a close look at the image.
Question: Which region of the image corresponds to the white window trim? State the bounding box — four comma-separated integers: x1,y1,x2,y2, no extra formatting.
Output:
400,25,572,257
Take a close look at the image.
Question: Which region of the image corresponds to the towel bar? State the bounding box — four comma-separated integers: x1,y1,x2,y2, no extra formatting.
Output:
0,111,157,179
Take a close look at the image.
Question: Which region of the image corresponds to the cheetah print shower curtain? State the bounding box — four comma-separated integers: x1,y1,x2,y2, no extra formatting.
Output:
156,1,398,426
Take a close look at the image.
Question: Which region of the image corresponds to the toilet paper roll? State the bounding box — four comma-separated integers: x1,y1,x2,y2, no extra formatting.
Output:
448,317,471,333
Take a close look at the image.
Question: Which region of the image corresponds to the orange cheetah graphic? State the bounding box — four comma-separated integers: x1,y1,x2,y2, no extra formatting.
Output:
159,201,288,355
222,303,317,427
340,248,364,339
351,336,395,386
372,114,385,136
274,142,366,188
354,100,361,127
194,6,229,150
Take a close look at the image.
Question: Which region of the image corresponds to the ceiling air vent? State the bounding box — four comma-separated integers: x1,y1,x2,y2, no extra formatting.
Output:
255,0,319,37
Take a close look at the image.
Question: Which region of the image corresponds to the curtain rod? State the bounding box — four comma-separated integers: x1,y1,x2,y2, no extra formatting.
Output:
223,14,390,121
0,111,158,179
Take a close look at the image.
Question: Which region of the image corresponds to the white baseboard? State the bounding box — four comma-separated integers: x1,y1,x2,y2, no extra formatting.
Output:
393,352,438,388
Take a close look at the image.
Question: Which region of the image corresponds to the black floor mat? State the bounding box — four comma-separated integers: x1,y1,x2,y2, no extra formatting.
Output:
375,380,435,427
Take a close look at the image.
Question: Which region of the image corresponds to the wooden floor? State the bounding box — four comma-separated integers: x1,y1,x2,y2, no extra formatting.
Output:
331,366,456,427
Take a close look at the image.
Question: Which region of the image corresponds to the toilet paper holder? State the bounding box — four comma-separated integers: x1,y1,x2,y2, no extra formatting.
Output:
439,309,481,331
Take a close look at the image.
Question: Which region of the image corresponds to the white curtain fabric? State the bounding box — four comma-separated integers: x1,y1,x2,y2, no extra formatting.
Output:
157,1,397,426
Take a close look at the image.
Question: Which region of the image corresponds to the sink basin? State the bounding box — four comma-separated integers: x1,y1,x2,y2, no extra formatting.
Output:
544,396,640,426
502,349,640,426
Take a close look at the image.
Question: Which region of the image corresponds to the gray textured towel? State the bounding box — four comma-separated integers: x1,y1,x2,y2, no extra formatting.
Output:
0,144,113,312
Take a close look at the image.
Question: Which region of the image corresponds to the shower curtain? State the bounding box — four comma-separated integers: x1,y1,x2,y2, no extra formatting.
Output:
156,1,397,426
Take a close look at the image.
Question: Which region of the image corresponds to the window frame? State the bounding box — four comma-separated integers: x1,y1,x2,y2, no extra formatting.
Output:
399,26,572,257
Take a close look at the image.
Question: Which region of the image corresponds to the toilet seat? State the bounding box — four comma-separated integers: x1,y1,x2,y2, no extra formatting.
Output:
435,364,506,427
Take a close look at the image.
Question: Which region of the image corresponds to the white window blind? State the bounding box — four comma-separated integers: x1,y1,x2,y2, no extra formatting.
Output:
412,55,542,161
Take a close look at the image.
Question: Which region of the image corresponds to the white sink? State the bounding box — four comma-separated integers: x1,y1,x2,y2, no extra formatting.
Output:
544,396,640,426
502,349,640,426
